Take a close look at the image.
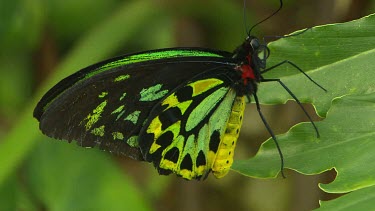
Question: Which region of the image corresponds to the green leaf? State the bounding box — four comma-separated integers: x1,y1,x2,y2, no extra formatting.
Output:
234,93,375,191
317,185,375,210
233,13,375,209
260,14,375,117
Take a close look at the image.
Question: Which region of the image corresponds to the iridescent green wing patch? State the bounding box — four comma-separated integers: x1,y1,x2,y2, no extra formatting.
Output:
139,77,239,180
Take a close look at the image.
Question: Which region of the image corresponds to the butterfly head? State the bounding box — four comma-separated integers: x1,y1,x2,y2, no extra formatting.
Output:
246,36,269,70
233,36,269,95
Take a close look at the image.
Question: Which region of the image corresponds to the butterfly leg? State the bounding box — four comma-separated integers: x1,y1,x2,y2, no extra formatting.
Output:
261,60,326,91
261,78,320,138
253,92,286,178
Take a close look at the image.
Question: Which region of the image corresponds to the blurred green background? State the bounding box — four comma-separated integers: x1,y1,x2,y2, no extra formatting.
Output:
0,0,374,210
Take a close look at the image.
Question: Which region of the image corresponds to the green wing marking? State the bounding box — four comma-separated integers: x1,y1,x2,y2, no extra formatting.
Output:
99,49,223,71
112,132,124,140
82,100,107,130
124,110,141,125
140,84,169,102
91,125,105,137
185,87,228,131
85,49,225,81
114,74,130,82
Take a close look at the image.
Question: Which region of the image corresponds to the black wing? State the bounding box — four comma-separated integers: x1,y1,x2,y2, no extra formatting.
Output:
34,48,236,160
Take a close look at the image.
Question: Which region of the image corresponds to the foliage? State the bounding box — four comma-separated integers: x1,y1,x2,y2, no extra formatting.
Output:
233,14,375,209
0,0,374,210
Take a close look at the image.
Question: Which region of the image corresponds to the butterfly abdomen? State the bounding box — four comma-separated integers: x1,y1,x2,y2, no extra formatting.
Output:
212,96,245,178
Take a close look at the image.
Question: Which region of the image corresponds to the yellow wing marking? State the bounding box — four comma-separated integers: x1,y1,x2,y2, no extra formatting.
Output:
190,78,223,97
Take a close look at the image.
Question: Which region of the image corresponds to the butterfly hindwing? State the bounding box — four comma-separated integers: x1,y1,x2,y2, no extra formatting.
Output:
34,48,236,161
139,75,246,180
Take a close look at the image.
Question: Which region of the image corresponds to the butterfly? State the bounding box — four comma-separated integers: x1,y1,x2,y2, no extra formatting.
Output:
33,0,324,180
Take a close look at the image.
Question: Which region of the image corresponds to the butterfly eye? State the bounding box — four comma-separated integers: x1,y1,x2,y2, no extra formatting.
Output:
250,38,261,51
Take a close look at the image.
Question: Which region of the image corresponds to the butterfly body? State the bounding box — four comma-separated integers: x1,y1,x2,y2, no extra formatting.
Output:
34,37,264,180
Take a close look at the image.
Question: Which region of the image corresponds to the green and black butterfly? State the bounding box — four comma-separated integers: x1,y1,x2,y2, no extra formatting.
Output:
33,0,324,180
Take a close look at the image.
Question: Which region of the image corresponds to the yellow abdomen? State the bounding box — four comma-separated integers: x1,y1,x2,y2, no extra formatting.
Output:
212,96,245,178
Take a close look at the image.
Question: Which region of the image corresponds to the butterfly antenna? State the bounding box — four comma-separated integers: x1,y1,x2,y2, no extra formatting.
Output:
243,0,250,36
248,0,283,35
263,27,311,43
